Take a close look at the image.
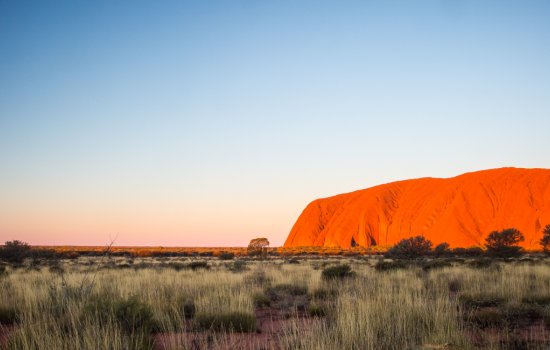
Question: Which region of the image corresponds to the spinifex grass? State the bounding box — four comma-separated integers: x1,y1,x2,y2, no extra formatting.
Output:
0,256,549,349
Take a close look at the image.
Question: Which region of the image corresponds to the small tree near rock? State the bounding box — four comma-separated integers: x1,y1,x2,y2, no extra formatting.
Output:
485,228,524,257
248,238,270,258
386,236,433,259
433,242,452,257
540,225,550,254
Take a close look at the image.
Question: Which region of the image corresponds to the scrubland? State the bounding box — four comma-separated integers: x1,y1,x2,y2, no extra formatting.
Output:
1,255,550,349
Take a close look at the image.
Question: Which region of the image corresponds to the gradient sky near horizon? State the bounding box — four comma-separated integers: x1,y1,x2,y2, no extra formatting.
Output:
1,1,549,246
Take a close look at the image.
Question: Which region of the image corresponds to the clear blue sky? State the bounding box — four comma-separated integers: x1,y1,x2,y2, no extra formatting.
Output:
1,0,549,246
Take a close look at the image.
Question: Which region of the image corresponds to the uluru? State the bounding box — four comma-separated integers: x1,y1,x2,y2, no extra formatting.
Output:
284,167,550,249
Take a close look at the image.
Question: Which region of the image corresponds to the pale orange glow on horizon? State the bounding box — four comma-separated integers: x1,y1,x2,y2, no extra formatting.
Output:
2,1,549,247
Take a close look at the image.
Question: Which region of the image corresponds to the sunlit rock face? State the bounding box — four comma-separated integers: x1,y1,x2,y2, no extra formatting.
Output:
284,168,550,249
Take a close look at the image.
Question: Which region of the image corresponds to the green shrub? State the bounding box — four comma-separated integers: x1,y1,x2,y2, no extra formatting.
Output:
187,261,209,270
386,236,432,259
310,287,338,300
113,296,156,333
420,259,452,271
432,242,452,257
83,296,115,323
244,270,272,286
0,306,17,325
31,248,60,260
374,260,409,271
503,304,543,326
194,312,257,332
467,309,504,328
541,224,550,253
321,264,355,280
133,262,155,270
452,247,484,257
164,262,187,271
265,283,308,299
252,292,271,307
181,298,196,319
218,252,235,260
307,303,328,317
116,263,132,269
448,278,462,293
48,264,65,274
264,283,308,311
467,258,496,269
521,295,550,306
459,294,506,308
226,260,248,272
0,240,32,263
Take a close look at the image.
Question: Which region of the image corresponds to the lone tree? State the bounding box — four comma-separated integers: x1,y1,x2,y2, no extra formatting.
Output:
540,224,550,253
248,237,270,258
386,236,433,259
485,228,524,257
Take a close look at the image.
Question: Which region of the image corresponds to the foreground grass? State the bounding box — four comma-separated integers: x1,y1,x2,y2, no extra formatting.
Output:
0,256,549,349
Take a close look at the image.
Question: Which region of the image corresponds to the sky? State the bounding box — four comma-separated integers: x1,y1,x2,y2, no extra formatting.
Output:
1,1,549,247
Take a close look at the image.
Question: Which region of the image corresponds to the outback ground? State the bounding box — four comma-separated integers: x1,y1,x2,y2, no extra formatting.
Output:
1,251,550,349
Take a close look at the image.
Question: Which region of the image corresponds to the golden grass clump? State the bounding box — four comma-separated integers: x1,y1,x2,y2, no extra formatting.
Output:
0,256,549,349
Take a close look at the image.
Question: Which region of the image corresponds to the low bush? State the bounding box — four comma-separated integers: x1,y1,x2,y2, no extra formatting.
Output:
116,263,132,269
252,292,271,307
113,296,156,333
321,264,355,280
374,260,409,271
452,247,484,257
226,260,248,273
181,298,196,319
265,283,308,311
521,295,550,306
0,306,17,325
467,258,496,269
448,278,462,293
0,240,32,263
48,265,65,274
83,295,115,323
307,303,328,317
31,248,60,260
164,262,187,271
459,294,506,308
132,262,155,270
187,261,209,270
503,304,543,326
420,259,452,271
194,312,257,332
541,224,550,253
310,287,338,300
265,284,308,299
218,252,235,260
432,242,452,257
244,270,272,286
467,309,504,328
